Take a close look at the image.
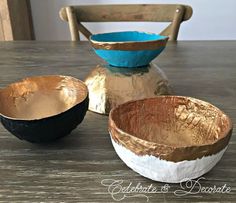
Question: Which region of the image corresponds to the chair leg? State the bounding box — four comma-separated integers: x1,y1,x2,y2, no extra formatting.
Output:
77,22,92,40
65,6,80,41
160,23,172,38
170,5,185,41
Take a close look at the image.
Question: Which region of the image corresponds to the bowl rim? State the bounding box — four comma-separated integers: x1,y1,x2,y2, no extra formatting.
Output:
109,95,233,150
89,31,169,51
0,75,88,121
90,31,168,43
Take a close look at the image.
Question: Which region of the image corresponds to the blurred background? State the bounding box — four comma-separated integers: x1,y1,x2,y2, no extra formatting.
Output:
1,0,236,41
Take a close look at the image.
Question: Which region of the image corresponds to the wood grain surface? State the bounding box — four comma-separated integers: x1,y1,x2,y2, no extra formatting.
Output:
0,41,235,202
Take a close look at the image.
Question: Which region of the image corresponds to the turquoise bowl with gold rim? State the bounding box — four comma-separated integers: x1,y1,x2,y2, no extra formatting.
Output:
90,31,168,68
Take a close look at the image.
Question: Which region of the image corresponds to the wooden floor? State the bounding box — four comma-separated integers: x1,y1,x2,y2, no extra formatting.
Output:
0,41,235,202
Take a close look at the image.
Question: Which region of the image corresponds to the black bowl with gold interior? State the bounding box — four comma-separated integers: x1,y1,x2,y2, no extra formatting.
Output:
0,75,89,143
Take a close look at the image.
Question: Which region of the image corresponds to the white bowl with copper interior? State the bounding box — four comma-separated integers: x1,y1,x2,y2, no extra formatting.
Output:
108,96,233,183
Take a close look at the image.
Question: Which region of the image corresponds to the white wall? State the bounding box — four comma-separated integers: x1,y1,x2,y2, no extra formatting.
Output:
30,0,236,41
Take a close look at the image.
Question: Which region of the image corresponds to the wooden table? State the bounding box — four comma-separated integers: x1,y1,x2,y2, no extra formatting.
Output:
0,41,235,202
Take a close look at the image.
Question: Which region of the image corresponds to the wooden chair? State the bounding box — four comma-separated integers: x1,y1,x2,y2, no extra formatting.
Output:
59,4,192,41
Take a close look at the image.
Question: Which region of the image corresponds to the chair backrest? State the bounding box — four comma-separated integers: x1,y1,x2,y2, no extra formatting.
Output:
59,4,192,41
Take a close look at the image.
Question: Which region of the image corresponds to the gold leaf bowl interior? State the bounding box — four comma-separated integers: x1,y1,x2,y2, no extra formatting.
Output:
0,75,88,120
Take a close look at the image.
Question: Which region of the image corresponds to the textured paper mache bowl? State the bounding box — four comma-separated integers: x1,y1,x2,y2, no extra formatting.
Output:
0,75,89,143
85,63,171,115
90,31,168,67
109,96,233,183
